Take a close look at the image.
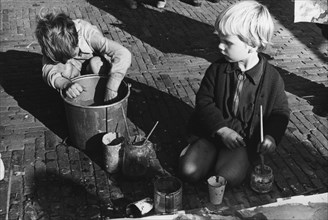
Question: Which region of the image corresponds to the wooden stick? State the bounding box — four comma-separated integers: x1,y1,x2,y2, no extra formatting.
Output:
144,121,159,144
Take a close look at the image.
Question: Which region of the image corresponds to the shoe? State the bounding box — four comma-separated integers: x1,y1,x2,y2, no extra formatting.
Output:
125,0,137,9
157,0,166,8
190,0,202,7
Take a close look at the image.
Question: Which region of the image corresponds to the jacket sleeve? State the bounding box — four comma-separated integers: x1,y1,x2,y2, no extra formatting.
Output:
42,56,67,89
195,64,228,137
264,72,290,145
82,20,131,83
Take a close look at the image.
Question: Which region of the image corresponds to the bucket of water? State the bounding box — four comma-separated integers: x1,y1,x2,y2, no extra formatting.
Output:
61,75,130,151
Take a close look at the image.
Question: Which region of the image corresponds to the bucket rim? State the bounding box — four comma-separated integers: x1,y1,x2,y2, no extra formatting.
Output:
60,75,130,109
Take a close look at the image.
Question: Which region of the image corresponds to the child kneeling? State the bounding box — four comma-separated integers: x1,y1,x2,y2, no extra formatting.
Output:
179,1,290,186
35,12,132,102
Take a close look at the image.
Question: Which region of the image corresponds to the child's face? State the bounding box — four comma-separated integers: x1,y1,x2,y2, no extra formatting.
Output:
72,47,79,57
218,34,252,63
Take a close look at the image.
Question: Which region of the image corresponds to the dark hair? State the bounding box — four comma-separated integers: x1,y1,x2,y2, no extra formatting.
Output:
35,12,78,63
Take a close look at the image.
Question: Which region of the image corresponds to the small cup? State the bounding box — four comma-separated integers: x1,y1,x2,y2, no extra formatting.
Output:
207,175,227,205
102,132,124,173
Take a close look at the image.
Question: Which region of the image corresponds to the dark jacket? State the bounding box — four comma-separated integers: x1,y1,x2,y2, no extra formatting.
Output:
189,54,290,151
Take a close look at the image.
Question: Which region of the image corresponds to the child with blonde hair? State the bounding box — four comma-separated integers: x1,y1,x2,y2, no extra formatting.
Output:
35,12,131,101
179,1,290,186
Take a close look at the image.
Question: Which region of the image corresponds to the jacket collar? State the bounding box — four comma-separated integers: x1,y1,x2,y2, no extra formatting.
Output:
225,54,264,85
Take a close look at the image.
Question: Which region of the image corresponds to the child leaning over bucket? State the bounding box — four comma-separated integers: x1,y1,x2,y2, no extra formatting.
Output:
35,12,131,101
179,1,290,186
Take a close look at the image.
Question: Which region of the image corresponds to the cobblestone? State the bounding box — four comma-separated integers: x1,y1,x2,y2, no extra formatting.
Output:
0,0,327,218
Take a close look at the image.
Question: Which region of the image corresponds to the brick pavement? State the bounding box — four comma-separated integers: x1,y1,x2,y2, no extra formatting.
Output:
0,0,327,219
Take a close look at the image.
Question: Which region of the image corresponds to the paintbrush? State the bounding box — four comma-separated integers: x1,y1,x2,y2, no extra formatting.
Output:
259,105,265,174
144,121,159,144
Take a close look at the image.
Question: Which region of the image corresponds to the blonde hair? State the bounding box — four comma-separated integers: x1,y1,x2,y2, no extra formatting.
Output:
215,1,274,51
35,12,78,63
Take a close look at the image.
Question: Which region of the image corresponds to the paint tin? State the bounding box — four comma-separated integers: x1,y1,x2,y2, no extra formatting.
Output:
154,176,182,214
122,138,151,179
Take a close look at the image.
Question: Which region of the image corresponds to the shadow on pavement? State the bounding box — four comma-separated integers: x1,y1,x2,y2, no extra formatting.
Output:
261,54,327,117
276,65,328,117
0,50,68,139
0,50,193,173
259,0,327,63
87,0,220,63
26,171,111,219
124,77,193,172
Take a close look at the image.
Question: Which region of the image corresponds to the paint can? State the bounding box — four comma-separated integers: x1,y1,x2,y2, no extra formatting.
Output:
122,138,151,179
154,176,182,214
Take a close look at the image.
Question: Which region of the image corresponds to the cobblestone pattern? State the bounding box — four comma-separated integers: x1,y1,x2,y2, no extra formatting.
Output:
0,0,327,219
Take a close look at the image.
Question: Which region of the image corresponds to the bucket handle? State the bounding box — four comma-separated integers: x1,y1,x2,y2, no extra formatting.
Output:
121,105,131,143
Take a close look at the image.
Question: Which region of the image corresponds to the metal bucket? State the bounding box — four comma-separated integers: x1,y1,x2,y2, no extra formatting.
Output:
154,176,182,214
61,75,130,151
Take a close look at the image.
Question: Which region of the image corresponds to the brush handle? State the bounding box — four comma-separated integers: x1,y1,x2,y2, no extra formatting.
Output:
260,105,264,142
260,154,265,173
0,153,4,181
259,105,265,173
144,121,159,144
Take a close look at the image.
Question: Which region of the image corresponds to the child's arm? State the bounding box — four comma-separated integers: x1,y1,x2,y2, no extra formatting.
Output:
54,77,83,98
81,20,131,100
42,58,83,98
258,69,290,154
216,127,246,149
195,64,227,136
98,40,131,101
263,80,290,146
195,63,246,149
258,135,276,154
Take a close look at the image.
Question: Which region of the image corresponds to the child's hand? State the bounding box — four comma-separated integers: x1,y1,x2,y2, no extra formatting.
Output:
104,88,118,102
216,127,246,149
64,82,84,98
258,135,276,154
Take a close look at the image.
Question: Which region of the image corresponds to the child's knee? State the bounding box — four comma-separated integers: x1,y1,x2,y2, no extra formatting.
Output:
178,157,204,183
216,164,248,186
178,163,202,183
225,170,247,186
88,56,108,74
